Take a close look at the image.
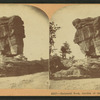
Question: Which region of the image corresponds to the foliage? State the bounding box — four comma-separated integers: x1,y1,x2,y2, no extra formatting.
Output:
50,54,64,74
60,41,71,59
49,21,60,54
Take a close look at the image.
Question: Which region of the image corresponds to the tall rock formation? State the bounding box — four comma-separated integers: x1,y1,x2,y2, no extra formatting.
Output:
73,16,100,58
0,15,26,63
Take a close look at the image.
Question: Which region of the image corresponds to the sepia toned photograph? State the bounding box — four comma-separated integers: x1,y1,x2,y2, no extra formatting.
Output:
0,4,49,89
1,3,100,96
49,4,100,90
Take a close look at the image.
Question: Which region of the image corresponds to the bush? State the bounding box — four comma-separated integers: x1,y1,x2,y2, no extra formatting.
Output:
50,55,65,73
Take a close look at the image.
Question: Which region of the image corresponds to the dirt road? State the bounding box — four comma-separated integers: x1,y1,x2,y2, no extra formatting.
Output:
0,72,49,89
50,78,100,90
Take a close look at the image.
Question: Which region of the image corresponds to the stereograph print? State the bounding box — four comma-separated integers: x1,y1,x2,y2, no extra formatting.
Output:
0,4,100,96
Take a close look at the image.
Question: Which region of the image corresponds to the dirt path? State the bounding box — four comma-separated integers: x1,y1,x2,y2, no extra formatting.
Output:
50,78,100,90
0,72,49,89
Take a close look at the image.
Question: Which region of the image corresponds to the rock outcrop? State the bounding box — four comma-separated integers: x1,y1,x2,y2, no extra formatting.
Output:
0,15,26,63
73,16,100,57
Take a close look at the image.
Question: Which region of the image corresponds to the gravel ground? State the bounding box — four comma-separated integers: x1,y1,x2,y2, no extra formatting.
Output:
0,72,49,89
50,78,100,90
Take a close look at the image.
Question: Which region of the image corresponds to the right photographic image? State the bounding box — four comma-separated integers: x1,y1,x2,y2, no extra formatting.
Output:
49,4,100,90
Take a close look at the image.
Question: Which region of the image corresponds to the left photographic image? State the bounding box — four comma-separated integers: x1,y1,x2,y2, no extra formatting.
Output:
0,4,49,89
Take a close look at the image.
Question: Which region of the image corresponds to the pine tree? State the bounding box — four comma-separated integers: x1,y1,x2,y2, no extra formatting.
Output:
61,41,71,59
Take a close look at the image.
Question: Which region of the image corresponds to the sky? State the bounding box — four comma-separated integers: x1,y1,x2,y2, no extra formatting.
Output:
51,4,100,59
0,4,49,61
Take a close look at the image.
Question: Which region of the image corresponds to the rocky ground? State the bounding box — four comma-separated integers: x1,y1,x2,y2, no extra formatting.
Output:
50,78,100,90
50,57,100,90
0,72,49,89
0,59,49,89
51,57,100,79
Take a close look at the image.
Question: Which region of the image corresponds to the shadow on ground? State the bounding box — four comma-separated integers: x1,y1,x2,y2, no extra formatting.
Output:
0,59,48,77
